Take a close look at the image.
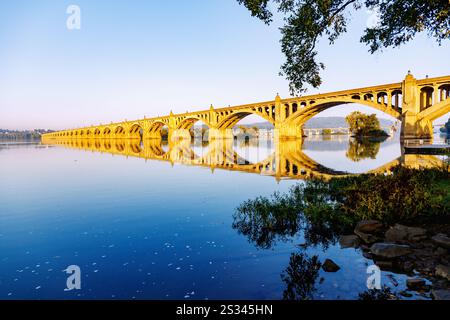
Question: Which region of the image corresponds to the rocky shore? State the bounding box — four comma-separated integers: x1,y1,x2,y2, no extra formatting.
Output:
338,220,450,300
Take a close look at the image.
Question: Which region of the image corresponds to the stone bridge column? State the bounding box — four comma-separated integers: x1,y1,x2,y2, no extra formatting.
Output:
171,129,191,141
401,73,433,142
274,94,304,140
209,128,233,140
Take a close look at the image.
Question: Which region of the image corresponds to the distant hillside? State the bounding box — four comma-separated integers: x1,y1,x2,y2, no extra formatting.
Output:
242,117,394,129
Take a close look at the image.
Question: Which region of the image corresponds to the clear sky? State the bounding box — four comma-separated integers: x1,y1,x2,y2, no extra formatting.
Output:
1,0,449,130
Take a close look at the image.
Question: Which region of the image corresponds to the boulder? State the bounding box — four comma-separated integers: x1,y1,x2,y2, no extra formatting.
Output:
432,289,450,300
399,291,413,298
432,234,450,249
385,224,427,242
322,259,341,272
355,220,384,234
435,264,450,281
339,235,360,249
354,231,381,244
375,260,393,270
434,247,449,256
370,243,412,259
406,278,427,291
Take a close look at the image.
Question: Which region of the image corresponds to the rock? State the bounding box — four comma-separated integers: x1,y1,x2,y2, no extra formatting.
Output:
432,289,450,300
339,235,360,249
362,250,374,260
322,259,341,272
375,260,393,270
385,224,427,242
354,231,380,244
355,220,384,234
432,234,450,249
399,291,413,298
370,243,412,259
434,247,448,256
397,260,415,273
406,278,426,291
435,264,450,281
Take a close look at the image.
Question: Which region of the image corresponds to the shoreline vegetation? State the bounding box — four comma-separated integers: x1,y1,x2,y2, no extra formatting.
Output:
0,129,53,140
234,165,450,300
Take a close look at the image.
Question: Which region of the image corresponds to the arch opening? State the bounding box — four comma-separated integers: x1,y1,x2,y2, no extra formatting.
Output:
115,126,126,139
129,124,143,140
438,84,450,103
103,128,112,137
433,111,450,144
94,128,101,137
288,97,402,128
302,103,400,139
420,86,434,111
229,114,274,142
189,120,210,142
148,121,169,140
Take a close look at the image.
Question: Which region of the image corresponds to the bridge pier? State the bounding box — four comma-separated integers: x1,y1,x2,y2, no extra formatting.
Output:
171,129,192,141
400,73,434,143
274,124,304,140
143,132,161,140
209,128,233,140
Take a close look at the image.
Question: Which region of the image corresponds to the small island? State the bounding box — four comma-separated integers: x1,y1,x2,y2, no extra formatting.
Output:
346,111,391,141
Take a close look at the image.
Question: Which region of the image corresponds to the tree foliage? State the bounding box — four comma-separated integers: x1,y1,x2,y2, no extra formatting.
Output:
345,111,385,136
237,0,450,94
234,166,450,246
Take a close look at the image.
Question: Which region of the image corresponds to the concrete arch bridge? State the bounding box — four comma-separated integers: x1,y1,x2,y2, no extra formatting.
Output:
43,73,450,142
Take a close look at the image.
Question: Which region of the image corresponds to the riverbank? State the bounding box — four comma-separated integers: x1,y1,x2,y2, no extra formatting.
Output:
340,220,450,300
235,165,450,300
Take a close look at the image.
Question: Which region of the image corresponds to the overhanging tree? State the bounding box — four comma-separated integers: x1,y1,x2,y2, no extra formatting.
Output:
237,0,450,95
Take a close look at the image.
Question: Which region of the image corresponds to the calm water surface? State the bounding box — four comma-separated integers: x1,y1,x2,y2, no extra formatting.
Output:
0,134,445,300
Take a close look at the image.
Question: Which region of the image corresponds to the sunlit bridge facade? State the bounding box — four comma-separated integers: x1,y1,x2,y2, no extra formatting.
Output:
43,73,450,143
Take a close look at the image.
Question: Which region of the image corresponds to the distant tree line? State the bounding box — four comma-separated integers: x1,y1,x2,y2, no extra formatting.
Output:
0,129,54,140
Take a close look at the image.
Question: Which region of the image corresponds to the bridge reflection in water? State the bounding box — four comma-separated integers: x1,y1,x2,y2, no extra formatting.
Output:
41,137,446,181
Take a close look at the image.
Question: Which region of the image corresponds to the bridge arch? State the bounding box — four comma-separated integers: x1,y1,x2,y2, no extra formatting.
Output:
129,140,143,154
103,127,112,136
114,140,126,152
420,86,434,111
286,97,402,126
216,106,276,130
147,120,170,140
176,117,212,130
129,123,143,140
438,84,450,102
143,139,169,158
114,126,126,139
94,128,102,137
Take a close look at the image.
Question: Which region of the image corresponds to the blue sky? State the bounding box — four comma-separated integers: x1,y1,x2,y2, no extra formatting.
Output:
0,0,449,130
